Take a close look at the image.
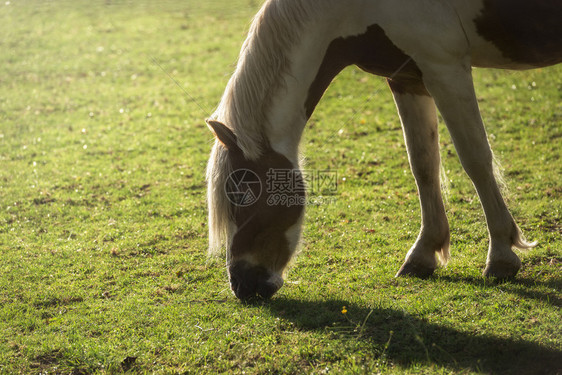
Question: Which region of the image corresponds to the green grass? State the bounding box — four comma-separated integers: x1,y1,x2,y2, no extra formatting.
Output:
1,1,561,374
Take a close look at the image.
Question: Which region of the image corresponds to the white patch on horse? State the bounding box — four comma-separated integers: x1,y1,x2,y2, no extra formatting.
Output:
451,0,513,68
284,211,304,257
261,3,370,163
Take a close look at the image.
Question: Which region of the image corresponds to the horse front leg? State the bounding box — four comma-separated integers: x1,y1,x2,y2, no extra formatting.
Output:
420,61,536,278
388,79,450,278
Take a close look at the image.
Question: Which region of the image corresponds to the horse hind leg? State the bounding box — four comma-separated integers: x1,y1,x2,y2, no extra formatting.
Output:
388,78,451,278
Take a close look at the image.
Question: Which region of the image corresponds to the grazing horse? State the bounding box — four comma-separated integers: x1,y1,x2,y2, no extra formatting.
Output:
206,0,562,300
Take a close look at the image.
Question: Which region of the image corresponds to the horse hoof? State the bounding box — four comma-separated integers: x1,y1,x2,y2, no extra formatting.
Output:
483,261,521,279
395,261,435,278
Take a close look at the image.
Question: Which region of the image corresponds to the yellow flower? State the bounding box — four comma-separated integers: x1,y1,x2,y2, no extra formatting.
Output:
341,306,347,314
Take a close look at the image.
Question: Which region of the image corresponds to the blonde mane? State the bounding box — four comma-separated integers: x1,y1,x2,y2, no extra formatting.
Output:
207,0,321,255
206,143,233,255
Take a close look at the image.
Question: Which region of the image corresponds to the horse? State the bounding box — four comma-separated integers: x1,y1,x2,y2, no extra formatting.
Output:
206,0,562,300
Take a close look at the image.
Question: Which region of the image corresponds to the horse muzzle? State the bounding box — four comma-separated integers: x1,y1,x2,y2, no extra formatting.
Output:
228,261,284,300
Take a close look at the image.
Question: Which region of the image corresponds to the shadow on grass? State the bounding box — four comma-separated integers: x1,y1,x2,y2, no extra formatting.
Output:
264,297,562,375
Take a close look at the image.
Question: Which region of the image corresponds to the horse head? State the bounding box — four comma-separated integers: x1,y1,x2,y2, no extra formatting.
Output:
207,120,305,300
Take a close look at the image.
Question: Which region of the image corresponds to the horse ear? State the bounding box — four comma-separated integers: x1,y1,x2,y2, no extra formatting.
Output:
206,120,240,152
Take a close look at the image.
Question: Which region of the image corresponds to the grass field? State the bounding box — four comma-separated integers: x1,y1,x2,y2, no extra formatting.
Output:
1,1,561,374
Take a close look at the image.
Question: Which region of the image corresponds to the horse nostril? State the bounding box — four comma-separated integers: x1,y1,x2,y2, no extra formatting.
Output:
234,284,255,301
228,261,283,301
256,274,284,299
255,281,282,299
229,274,253,301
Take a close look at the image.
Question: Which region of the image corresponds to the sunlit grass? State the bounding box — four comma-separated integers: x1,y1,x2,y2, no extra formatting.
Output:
1,1,561,374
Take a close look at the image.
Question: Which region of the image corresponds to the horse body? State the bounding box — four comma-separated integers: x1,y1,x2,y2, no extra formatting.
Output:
207,0,562,300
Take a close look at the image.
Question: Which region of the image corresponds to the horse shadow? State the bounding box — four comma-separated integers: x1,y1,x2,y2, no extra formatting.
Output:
261,293,561,375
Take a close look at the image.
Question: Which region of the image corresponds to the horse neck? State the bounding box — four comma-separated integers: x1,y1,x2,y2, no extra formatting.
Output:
215,1,365,166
